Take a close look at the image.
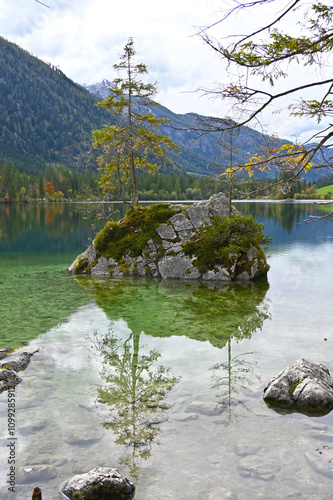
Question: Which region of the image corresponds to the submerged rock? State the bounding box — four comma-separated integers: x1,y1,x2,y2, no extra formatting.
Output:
263,358,333,415
60,467,135,500
207,486,239,499
0,350,38,393
68,193,269,281
0,369,22,392
0,351,36,372
305,446,333,477
238,456,281,480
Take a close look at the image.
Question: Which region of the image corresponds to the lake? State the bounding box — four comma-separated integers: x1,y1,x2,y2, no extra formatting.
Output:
1,200,333,499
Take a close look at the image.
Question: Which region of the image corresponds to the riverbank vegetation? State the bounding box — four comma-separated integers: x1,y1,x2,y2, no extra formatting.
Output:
1,158,332,203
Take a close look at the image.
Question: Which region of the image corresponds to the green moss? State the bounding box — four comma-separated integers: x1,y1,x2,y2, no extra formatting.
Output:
94,204,178,261
74,257,90,274
119,262,131,275
183,214,271,274
1,364,13,370
289,379,304,395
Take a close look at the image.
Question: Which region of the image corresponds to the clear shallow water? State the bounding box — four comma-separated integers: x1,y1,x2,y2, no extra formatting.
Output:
1,201,333,499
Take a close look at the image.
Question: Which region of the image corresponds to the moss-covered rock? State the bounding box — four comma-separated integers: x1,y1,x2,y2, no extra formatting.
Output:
67,193,270,281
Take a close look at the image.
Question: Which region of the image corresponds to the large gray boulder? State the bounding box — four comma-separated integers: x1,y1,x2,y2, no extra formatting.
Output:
263,359,333,416
60,467,135,500
68,192,269,281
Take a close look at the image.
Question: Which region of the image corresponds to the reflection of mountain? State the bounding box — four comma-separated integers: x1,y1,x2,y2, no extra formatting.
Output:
0,202,124,254
76,277,270,348
236,201,333,241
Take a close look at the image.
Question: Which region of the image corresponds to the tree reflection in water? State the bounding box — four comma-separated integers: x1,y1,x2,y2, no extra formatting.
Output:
79,277,270,474
90,328,179,479
210,343,261,425
209,291,269,425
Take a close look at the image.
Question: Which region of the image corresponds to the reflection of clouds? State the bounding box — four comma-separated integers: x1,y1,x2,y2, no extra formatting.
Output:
269,242,333,311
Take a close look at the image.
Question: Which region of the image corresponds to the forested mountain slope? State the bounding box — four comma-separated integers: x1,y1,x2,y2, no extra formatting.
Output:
1,36,325,180
0,36,111,173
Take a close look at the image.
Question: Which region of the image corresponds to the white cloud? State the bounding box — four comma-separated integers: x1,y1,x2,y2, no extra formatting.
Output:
0,0,332,143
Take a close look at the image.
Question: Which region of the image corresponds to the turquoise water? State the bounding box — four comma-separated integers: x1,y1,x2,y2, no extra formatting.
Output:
1,201,333,499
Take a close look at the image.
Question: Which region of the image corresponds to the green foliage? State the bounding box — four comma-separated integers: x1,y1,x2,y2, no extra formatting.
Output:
0,159,103,202
198,1,333,183
183,214,271,272
74,257,89,274
289,379,304,395
94,203,178,261
92,38,177,206
316,184,333,195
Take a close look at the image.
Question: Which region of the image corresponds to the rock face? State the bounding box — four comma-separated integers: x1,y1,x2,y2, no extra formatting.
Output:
68,192,269,281
263,359,333,415
60,467,135,500
0,351,37,393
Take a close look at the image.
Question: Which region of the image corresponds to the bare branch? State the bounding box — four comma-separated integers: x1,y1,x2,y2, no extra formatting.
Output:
35,0,49,7
232,0,301,51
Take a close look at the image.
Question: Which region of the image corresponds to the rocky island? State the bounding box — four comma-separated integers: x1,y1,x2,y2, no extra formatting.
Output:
68,193,270,281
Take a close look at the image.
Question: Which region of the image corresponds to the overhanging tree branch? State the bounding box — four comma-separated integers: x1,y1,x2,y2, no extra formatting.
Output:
35,0,49,7
194,0,333,187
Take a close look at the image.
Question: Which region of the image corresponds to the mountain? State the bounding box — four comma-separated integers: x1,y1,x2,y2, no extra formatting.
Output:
85,80,287,178
0,36,328,180
0,36,111,173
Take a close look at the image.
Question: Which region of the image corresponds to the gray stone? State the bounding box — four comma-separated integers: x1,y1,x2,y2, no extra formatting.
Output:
166,243,183,255
186,202,211,228
68,243,96,273
147,238,158,250
17,464,57,483
169,213,193,231
207,486,239,500
0,369,22,392
208,192,240,217
30,454,68,467
156,223,177,240
183,265,201,280
162,240,173,250
238,456,281,480
91,255,109,275
0,351,36,372
158,255,193,279
68,193,269,282
184,401,220,416
178,229,194,241
62,424,105,445
18,419,48,436
305,446,333,477
135,261,147,277
60,467,135,500
147,262,160,278
234,441,262,457
0,348,13,360
202,266,232,281
235,271,250,281
264,359,333,415
173,413,199,422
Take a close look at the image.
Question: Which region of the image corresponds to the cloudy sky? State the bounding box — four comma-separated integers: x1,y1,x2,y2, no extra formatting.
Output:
0,0,331,142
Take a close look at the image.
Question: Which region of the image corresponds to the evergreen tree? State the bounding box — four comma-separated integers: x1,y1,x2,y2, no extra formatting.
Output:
92,38,177,206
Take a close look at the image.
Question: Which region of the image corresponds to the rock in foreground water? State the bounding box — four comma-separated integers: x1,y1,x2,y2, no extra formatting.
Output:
60,467,135,500
263,358,333,415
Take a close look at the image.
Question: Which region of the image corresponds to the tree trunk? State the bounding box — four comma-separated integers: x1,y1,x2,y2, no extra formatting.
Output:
130,151,139,206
